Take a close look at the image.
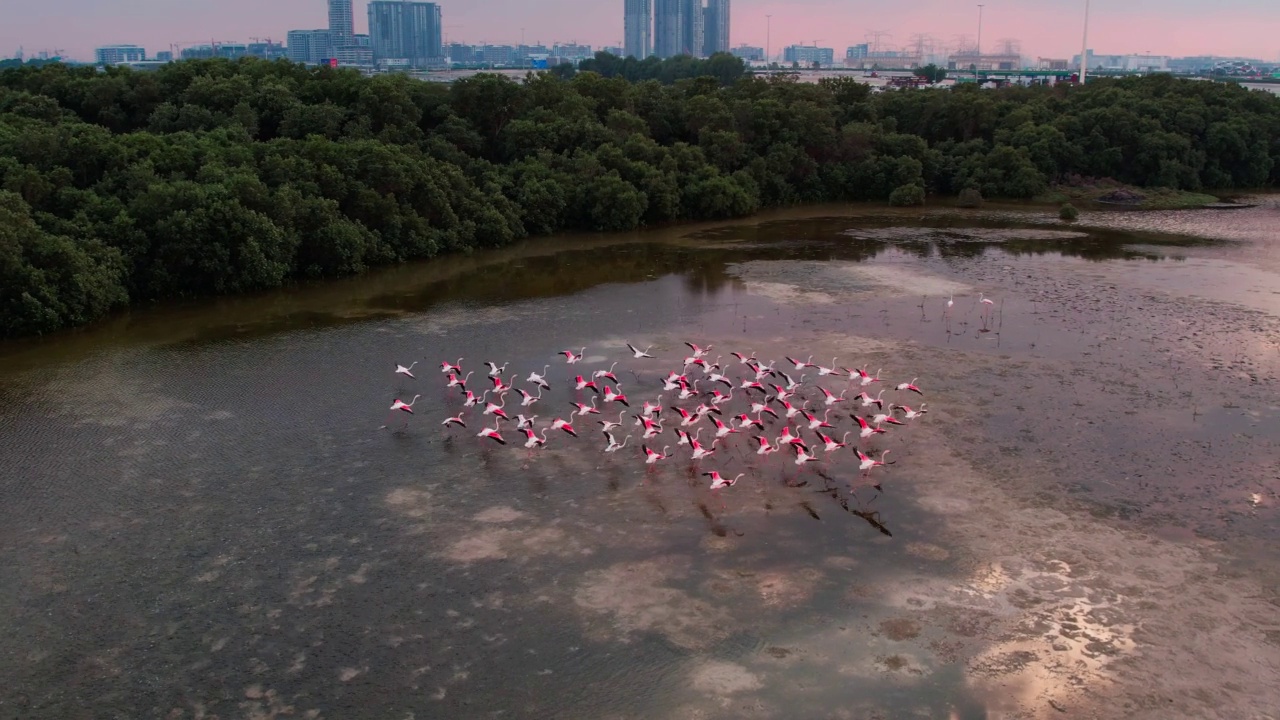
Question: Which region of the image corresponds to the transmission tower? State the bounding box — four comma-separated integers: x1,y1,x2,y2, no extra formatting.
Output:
865,31,891,55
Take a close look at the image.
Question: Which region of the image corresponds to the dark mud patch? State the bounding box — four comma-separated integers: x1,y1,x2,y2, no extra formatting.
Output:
879,618,922,641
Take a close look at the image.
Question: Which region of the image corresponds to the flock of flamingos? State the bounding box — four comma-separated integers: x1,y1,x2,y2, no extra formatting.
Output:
382,339,938,498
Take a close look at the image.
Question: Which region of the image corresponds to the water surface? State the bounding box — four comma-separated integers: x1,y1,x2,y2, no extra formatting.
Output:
2,201,1279,719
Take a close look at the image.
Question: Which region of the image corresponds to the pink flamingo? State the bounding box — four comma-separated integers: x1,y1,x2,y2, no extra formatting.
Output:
477,421,506,445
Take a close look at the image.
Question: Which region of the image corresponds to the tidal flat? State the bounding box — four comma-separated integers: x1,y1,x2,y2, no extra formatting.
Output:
1,200,1278,719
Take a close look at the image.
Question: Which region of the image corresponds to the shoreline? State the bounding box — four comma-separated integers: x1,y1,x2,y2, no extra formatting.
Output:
0,193,1273,361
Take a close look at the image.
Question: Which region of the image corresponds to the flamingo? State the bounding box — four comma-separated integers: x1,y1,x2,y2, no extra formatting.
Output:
739,379,767,395
603,431,631,453
482,396,510,421
441,411,466,428
521,427,549,449
816,430,852,453
463,389,488,408
704,471,744,490
526,365,551,389
871,411,905,427
734,413,764,431
550,417,578,437
642,444,671,464
786,355,814,370
677,380,700,401
640,417,664,439
593,362,619,384
706,371,733,388
778,398,805,419
626,343,655,359
489,374,515,396
440,358,463,373
804,408,835,431
793,444,818,466
710,416,740,439
731,350,756,365
477,421,506,445
945,294,954,317
515,414,538,430
572,397,601,417
755,359,778,378
602,386,630,407
389,395,421,414
670,406,698,427
689,437,719,461
857,389,887,410
560,347,586,364
779,371,805,391
395,361,418,379
485,361,508,377
692,403,721,419
750,400,780,419
446,371,473,391
684,342,712,358
819,386,847,406
856,448,891,475
856,367,882,387
777,426,808,449
707,388,734,406
897,403,929,420
770,384,796,402
599,410,626,432
752,435,778,456
853,415,887,439
895,378,924,395
978,293,996,325
518,387,542,407
573,375,600,394
815,358,842,377
641,397,664,419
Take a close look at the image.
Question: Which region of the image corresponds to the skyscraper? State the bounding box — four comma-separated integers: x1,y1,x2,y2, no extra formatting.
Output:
624,0,652,60
328,0,355,44
703,0,730,56
681,0,704,57
368,1,443,67
287,29,332,64
653,0,683,58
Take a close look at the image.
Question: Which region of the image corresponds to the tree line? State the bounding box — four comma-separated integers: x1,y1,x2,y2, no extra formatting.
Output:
2,55,1278,337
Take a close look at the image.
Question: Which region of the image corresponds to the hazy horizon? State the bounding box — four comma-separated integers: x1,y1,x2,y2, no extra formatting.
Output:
3,0,1278,63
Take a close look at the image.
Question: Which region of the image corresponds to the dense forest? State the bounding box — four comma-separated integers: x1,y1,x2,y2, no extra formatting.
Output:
2,54,1279,337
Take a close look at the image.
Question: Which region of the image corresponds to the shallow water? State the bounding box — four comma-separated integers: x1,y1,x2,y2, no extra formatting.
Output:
2,201,1280,719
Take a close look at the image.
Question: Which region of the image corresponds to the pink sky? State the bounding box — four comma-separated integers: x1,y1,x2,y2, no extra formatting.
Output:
4,0,1278,62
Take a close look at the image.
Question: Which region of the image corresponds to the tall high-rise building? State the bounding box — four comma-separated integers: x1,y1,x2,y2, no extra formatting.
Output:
703,0,729,56
368,1,443,67
681,0,704,57
624,0,652,59
328,0,355,44
287,29,332,64
653,0,683,58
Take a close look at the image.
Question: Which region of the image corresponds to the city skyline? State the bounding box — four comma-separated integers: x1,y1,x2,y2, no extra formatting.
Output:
4,0,1278,63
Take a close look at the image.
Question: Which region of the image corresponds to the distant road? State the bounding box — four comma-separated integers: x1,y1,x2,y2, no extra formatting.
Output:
1238,82,1280,95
